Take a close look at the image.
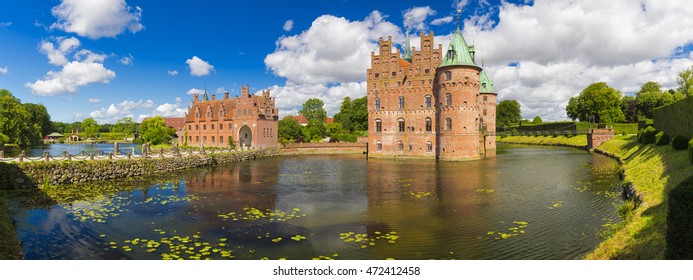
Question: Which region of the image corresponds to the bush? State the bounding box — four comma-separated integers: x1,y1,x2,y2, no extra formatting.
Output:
511,128,519,136
655,132,670,146
666,175,693,259
672,135,689,150
637,128,644,143
641,126,657,144
690,139,693,165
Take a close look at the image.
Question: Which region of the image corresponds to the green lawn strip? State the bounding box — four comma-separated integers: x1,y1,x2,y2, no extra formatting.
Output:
497,135,587,148
585,135,693,259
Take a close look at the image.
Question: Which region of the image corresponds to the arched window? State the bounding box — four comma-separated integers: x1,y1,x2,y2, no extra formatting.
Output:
425,118,432,132
444,71,451,80
398,96,405,109
220,136,223,143
445,93,452,106
375,119,382,132
426,141,433,152
211,136,215,143
374,97,380,111
398,118,405,132
425,95,432,108
376,141,382,150
446,118,452,131
397,140,404,151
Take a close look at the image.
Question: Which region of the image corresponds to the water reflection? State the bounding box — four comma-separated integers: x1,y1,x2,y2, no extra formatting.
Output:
13,145,622,260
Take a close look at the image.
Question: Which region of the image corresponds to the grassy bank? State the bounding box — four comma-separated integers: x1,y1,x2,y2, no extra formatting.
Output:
0,198,22,259
497,135,587,148
585,135,693,259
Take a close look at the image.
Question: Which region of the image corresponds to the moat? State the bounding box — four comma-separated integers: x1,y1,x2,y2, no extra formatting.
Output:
11,144,622,260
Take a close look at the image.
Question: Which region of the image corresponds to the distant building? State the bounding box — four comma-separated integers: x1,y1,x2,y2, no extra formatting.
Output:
180,86,278,148
45,132,63,141
291,115,334,126
367,23,497,161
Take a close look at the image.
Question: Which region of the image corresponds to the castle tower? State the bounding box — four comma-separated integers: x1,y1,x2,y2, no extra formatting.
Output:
434,27,482,160
479,70,497,158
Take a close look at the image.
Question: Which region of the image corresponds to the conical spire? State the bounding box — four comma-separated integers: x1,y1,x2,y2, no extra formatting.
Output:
440,28,477,68
203,89,209,101
480,70,495,93
402,18,412,62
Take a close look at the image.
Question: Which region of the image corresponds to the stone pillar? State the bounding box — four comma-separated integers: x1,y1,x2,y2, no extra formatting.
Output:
127,152,132,160
0,150,3,158
142,143,148,157
114,142,119,155
108,153,112,160
90,153,94,161
44,151,50,162
159,148,164,158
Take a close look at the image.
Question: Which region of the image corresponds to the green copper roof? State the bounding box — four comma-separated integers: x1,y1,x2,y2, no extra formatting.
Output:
440,29,477,68
480,70,495,93
203,90,209,101
402,28,412,62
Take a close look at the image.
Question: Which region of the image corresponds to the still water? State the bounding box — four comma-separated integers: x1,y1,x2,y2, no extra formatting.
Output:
4,143,142,158
12,144,622,260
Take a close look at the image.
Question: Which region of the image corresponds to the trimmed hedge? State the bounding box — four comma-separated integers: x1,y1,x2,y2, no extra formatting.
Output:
637,128,645,143
653,98,693,139
666,175,693,259
641,126,657,145
673,135,690,150
655,132,670,146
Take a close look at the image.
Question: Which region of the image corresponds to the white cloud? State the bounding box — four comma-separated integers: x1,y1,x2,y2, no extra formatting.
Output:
0,22,12,29
283,20,294,32
431,16,453,26
175,97,182,103
50,0,144,39
262,82,366,118
26,37,115,96
167,70,179,76
89,99,154,122
455,0,471,10
88,98,101,103
186,56,214,76
186,88,204,95
72,112,83,121
459,0,693,121
215,87,226,94
118,54,134,65
137,114,149,122
0,67,8,75
153,103,186,118
403,6,436,32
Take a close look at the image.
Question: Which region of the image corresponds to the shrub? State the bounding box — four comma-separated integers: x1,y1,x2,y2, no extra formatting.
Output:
655,132,670,146
641,126,657,144
672,135,689,150
637,128,644,143
511,128,519,136
621,131,627,136
690,139,693,165
666,175,693,259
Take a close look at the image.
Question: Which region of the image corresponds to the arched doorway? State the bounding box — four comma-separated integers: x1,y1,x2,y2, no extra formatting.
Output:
239,125,253,148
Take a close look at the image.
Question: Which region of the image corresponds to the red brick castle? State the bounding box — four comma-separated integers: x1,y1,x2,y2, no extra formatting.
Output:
179,86,278,148
367,24,497,160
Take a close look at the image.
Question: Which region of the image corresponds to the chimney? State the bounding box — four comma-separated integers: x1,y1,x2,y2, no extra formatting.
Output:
211,94,216,101
193,93,199,102
224,91,229,99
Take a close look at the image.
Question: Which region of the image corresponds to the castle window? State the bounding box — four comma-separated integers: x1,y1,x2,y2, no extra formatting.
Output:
446,93,452,106
444,71,451,80
375,73,379,78
188,136,192,142
483,96,488,101
483,109,488,116
211,136,215,143
408,144,413,151
398,96,405,109
376,141,382,151
220,124,224,130
447,49,456,60
397,140,404,151
220,136,223,143
203,136,207,143
188,125,191,130
407,81,412,86
425,95,432,108
426,141,433,152
373,83,377,89
196,136,199,142
375,119,382,132
425,69,430,75
446,118,452,131
425,118,432,132
398,118,405,132
203,124,206,130
374,97,380,111
392,71,396,77
211,124,215,130
195,125,199,131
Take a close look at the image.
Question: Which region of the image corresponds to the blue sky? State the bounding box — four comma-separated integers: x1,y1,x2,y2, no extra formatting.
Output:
1,0,693,123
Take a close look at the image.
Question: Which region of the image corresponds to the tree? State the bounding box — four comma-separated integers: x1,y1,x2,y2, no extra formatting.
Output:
325,122,343,138
0,89,40,146
532,116,543,124
139,116,175,145
114,117,136,139
677,66,693,96
565,82,625,124
82,118,99,139
333,96,368,132
24,103,52,137
298,98,327,124
636,81,685,119
51,121,70,134
278,116,305,142
620,95,638,123
496,100,521,128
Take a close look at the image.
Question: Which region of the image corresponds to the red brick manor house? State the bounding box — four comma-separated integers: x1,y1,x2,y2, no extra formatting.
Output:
179,86,278,148
367,26,497,161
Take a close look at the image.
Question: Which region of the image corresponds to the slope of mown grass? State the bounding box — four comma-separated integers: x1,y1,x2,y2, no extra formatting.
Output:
498,135,587,148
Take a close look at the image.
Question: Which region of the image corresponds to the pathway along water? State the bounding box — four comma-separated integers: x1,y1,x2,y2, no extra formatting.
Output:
10,144,623,260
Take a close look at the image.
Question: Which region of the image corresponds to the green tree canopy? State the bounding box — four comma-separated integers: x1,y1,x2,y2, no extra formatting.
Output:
278,116,305,142
24,103,52,137
81,118,99,139
677,66,693,96
496,100,521,128
114,117,136,139
566,82,625,124
333,96,368,132
0,89,41,146
298,98,327,124
620,95,638,123
139,116,175,145
532,116,543,124
636,81,685,119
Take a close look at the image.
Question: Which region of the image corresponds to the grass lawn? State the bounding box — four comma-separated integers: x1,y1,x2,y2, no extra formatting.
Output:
585,135,693,259
497,135,587,148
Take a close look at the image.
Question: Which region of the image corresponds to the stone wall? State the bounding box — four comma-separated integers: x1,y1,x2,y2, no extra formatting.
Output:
14,149,277,186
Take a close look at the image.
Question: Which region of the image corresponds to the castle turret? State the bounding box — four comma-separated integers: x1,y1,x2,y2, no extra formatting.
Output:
479,70,497,158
